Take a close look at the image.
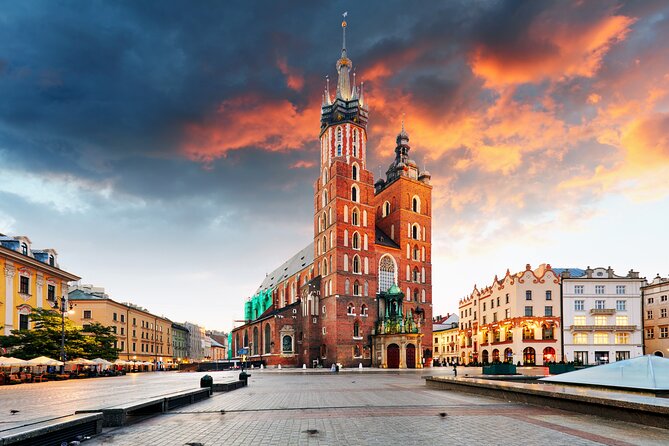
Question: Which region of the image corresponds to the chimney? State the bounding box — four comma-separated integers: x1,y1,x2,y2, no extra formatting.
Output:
561,270,571,279
585,266,593,278
627,270,639,279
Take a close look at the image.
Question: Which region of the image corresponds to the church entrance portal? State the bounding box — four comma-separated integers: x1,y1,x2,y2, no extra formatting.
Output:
406,343,416,368
387,344,400,368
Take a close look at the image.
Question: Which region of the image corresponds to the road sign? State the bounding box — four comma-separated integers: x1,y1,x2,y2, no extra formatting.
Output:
237,348,249,355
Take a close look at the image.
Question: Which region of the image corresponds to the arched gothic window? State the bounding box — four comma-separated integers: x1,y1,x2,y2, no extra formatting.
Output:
413,267,420,282
353,255,361,274
383,201,390,217
353,280,360,296
412,224,419,240
361,304,368,316
322,236,327,254
412,196,421,213
352,164,358,181
336,128,342,156
253,327,259,355
21,243,28,256
413,245,419,260
352,232,360,250
345,279,350,294
379,255,396,293
352,130,358,157
351,185,358,202
351,208,359,226
353,321,360,337
347,303,355,315
413,288,419,302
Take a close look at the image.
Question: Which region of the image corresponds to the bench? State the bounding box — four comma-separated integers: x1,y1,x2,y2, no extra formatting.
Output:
211,380,245,392
76,388,212,427
0,413,103,446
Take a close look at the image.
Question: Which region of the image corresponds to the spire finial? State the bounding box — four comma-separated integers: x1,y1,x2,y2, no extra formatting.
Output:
342,12,348,51
401,113,405,133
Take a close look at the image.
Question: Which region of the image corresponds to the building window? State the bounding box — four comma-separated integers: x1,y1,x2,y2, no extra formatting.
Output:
616,300,626,311
347,303,355,315
522,326,534,340
48,255,55,266
83,310,92,319
352,232,360,250
595,300,605,309
505,293,509,304
383,201,391,217
483,302,486,311
645,328,654,339
524,306,533,317
412,196,420,213
574,285,584,294
616,285,626,295
594,316,607,326
352,209,359,226
361,304,368,316
353,322,360,338
505,309,510,319
47,285,55,301
615,333,629,344
353,281,360,296
352,255,361,274
379,256,396,293
544,306,553,317
594,332,608,344
616,351,630,361
19,314,29,330
282,335,293,353
573,316,586,325
662,308,667,318
661,327,668,339
482,316,487,325
21,242,28,255
648,297,654,304
19,276,30,295
412,224,419,240
352,164,358,180
573,333,588,344
662,295,668,302
113,312,117,321
574,300,584,311
574,351,588,364
525,290,532,301
647,310,653,320
595,285,605,294
351,185,358,202
545,291,552,300
616,316,628,326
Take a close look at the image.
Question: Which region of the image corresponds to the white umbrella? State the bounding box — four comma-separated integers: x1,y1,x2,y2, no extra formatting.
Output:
0,357,29,367
91,358,112,365
70,358,96,366
114,359,129,365
27,356,63,366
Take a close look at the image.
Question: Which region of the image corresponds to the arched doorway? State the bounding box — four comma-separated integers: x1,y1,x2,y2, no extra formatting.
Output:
523,347,536,365
481,350,489,364
543,347,556,364
504,348,513,363
387,344,400,368
406,343,416,368
492,349,500,363
654,351,664,357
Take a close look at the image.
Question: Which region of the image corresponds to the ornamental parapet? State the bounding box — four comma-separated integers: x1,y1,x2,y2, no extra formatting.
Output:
570,324,637,331
589,308,616,315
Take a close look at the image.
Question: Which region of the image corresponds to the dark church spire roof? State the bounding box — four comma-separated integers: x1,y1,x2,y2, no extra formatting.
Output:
336,13,352,101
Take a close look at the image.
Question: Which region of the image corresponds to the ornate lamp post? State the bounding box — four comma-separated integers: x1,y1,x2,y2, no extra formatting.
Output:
51,296,74,369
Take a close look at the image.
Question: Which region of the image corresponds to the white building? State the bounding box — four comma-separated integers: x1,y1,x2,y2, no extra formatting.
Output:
561,267,645,365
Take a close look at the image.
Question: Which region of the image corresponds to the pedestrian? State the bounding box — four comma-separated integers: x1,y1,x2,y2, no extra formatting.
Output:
331,363,336,373
453,364,457,377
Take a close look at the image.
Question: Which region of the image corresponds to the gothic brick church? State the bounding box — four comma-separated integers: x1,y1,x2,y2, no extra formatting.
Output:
231,18,433,368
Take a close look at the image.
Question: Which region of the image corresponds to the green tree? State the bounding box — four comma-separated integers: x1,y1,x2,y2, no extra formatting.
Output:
0,308,118,361
82,323,119,361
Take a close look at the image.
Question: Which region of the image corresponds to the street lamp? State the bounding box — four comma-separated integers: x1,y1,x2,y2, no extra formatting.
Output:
51,296,74,370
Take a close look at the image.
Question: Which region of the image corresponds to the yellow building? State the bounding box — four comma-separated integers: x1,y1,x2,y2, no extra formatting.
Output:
68,285,173,367
1,234,80,335
433,314,460,365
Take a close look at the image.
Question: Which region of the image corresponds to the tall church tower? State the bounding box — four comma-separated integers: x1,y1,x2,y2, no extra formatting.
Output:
313,17,377,365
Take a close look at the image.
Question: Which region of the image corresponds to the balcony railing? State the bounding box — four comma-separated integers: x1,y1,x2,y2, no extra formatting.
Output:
570,325,637,331
590,308,616,315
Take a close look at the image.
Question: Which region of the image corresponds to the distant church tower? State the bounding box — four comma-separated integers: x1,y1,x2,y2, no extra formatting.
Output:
313,17,377,365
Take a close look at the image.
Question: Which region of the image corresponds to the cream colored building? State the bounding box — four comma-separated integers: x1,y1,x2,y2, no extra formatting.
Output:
562,267,644,365
458,264,562,365
1,234,80,335
433,314,459,365
642,275,669,358
68,285,173,366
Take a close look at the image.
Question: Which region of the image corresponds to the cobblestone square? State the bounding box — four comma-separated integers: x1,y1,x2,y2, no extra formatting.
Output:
84,371,669,446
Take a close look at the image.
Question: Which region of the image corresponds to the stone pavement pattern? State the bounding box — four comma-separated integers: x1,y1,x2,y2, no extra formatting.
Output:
88,371,669,446
0,370,239,431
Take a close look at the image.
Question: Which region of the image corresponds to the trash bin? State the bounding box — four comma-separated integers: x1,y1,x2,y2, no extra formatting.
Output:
200,374,213,391
239,371,251,386
335,364,339,373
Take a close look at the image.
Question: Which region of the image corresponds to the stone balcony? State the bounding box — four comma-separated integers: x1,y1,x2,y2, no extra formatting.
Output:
589,308,616,315
570,325,637,331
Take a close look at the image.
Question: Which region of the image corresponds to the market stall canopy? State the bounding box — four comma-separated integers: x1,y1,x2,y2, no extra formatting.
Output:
27,356,63,366
70,358,97,366
541,355,669,390
0,357,29,367
92,358,113,365
114,359,129,365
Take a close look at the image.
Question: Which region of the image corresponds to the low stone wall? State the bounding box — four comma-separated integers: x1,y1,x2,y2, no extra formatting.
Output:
425,376,669,430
